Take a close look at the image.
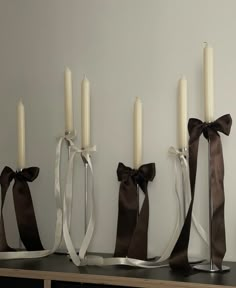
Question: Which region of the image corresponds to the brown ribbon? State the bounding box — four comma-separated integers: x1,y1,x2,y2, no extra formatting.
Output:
0,166,44,251
114,162,155,260
169,114,232,272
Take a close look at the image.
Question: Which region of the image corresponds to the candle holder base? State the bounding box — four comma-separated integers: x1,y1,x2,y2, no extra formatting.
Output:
194,263,230,273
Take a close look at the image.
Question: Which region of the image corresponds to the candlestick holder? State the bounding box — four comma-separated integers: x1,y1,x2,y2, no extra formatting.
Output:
65,131,73,159
81,151,89,234
194,140,230,273
179,147,188,224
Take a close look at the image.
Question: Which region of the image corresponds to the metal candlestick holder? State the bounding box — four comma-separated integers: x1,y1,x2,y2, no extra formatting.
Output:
179,147,188,224
179,148,199,264
194,140,230,272
81,151,89,236
65,131,72,159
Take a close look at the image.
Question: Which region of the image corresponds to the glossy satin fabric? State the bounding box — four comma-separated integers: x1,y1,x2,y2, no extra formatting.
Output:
114,162,155,260
169,114,232,272
0,166,43,251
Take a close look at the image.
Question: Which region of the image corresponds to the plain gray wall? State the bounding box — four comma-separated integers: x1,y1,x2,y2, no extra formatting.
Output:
0,0,236,260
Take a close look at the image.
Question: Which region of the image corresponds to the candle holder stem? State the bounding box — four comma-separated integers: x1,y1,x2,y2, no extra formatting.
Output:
81,153,89,236
194,140,230,272
180,148,187,223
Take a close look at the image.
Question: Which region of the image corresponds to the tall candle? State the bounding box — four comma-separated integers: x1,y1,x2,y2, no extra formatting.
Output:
64,68,74,133
204,43,214,122
133,97,142,169
81,75,90,148
178,76,188,149
17,99,26,170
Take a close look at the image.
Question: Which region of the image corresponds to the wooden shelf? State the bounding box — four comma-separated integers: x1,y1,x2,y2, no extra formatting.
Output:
0,254,234,288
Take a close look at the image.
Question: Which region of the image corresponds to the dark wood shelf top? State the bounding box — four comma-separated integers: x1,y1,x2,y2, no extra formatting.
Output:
0,254,235,288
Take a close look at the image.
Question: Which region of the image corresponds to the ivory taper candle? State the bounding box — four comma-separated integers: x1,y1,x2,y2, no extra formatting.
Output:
204,43,214,122
133,97,142,169
81,75,90,148
178,76,188,149
64,68,74,133
17,99,26,170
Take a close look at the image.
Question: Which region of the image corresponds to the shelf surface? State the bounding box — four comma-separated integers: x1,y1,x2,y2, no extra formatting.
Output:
0,254,235,288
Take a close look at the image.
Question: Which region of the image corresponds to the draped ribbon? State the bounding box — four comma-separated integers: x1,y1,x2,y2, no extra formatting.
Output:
0,133,72,259
65,156,182,267
114,162,155,260
62,145,96,266
168,147,208,246
169,114,232,272
0,166,43,251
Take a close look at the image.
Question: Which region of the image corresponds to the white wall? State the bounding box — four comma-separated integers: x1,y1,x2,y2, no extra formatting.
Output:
0,0,236,260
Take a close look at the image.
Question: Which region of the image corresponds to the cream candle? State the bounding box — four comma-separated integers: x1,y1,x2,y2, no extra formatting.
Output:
81,75,90,148
133,97,142,169
17,99,26,170
178,76,188,149
204,43,214,122
64,68,74,133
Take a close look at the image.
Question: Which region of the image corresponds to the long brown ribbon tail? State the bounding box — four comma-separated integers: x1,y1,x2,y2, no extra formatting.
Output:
13,167,44,251
169,118,202,272
209,130,226,268
114,163,138,257
127,163,155,260
127,193,149,260
0,167,15,251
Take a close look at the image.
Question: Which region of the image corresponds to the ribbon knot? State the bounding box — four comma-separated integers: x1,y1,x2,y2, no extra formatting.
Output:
0,166,43,252
117,162,155,193
188,114,232,142
114,162,155,260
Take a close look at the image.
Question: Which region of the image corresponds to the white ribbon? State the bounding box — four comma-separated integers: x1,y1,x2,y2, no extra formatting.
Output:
168,146,208,246
63,145,96,266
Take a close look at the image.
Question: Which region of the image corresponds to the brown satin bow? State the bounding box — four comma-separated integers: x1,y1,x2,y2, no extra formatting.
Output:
170,114,232,272
114,162,155,260
0,166,43,251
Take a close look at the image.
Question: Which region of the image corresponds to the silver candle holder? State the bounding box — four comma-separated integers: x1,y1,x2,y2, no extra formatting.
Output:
81,151,89,236
179,147,188,223
194,140,230,272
